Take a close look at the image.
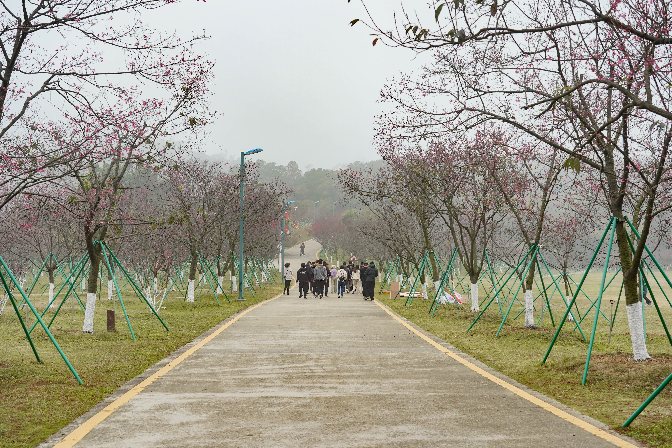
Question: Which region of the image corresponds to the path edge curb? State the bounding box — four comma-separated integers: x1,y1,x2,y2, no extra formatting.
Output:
373,299,645,448
36,293,282,448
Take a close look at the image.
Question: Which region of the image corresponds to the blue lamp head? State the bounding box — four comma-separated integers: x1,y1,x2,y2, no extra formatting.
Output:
244,148,264,155
286,200,295,205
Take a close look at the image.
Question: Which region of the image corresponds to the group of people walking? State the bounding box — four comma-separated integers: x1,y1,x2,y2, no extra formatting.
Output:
283,258,378,300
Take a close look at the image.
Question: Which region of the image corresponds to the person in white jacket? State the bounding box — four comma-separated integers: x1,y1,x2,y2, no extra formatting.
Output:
283,263,293,295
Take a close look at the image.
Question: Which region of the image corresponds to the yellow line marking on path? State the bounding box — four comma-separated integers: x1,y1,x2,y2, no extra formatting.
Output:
373,300,638,448
54,293,282,448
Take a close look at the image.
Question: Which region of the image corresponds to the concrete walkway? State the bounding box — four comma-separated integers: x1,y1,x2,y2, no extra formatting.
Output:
48,241,638,447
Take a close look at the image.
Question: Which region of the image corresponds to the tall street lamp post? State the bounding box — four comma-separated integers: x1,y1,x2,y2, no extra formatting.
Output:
281,200,295,271
313,200,319,222
238,148,263,301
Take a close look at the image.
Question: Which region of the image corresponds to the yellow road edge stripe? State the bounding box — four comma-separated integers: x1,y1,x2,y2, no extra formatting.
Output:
373,300,638,448
53,293,282,448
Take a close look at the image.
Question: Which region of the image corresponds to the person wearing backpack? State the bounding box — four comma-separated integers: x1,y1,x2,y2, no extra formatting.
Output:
323,263,331,297
337,265,348,298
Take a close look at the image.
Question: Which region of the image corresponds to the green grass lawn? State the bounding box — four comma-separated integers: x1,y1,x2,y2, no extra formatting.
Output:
0,279,283,448
379,270,672,448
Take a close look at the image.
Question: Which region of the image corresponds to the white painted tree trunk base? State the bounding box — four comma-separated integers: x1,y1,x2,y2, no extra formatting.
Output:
626,302,651,361
83,292,96,333
470,283,479,312
525,289,534,327
564,295,575,322
422,283,429,300
231,276,238,293
107,280,114,301
217,276,224,294
153,277,158,294
187,279,195,302
48,283,55,309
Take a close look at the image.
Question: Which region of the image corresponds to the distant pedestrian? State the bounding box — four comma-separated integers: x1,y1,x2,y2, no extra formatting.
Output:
300,242,305,256
297,263,310,298
312,259,328,299
351,265,360,293
330,265,338,294
283,263,292,295
337,265,348,298
323,263,331,297
362,262,378,300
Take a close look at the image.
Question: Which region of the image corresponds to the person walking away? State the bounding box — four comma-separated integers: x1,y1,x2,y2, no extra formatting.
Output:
283,263,292,295
323,263,331,297
362,261,378,300
312,260,328,299
351,265,361,293
306,261,314,294
359,262,368,297
300,242,305,256
345,263,353,293
337,265,348,298
297,263,310,298
330,265,338,295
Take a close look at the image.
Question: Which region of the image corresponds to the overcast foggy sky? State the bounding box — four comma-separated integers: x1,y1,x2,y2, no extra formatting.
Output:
145,0,430,170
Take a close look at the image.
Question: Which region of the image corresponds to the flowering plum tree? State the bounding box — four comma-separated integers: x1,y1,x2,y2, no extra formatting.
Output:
352,0,672,359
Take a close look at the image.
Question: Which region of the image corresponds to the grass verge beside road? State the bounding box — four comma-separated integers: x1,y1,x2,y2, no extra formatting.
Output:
378,294,672,448
0,285,282,448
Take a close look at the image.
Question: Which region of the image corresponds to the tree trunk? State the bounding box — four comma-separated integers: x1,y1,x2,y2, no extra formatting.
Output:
187,252,198,302
83,238,102,333
470,283,479,312
524,259,536,327
47,268,55,309
524,290,534,327
469,273,479,312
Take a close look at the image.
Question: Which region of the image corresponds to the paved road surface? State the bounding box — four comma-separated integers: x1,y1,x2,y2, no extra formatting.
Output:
45,240,638,447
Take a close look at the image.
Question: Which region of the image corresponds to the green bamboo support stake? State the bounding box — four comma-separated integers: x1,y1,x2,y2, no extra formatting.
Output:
0,270,42,363
195,253,222,305
495,245,539,337
582,218,617,385
484,249,504,316
623,371,672,427
467,244,537,332
0,256,82,384
103,242,169,332
30,254,89,334
429,248,459,316
542,218,614,364
537,252,586,341
622,233,672,348
100,243,136,340
405,253,429,306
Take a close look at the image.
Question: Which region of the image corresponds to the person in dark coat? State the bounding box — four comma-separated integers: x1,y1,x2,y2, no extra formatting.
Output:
296,263,310,298
362,262,378,300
